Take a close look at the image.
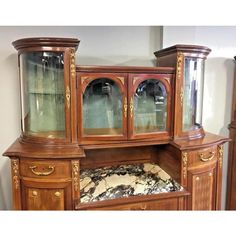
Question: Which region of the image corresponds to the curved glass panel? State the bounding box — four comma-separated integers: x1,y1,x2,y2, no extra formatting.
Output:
183,58,204,131
20,52,65,138
134,79,167,134
83,78,123,135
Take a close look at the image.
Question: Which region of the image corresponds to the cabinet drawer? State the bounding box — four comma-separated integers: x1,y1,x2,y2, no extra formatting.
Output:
188,146,217,168
77,196,185,210
20,159,71,179
102,198,180,210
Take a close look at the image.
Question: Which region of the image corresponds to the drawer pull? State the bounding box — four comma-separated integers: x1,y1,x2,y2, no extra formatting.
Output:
199,152,215,162
140,205,147,210
29,165,55,176
54,191,61,197
130,204,147,210
32,191,38,196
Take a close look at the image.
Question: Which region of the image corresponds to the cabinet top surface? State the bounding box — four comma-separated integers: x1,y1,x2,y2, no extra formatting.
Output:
12,37,80,50
171,132,230,150
76,65,175,74
154,44,211,57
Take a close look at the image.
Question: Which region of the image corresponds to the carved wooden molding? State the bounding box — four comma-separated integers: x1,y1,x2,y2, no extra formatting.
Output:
218,145,223,169
176,52,184,80
70,49,76,80
182,152,188,179
12,159,19,190
66,86,71,109
72,160,80,192
81,76,89,84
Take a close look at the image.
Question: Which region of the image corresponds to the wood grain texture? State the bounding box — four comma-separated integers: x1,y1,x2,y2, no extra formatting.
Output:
3,39,229,210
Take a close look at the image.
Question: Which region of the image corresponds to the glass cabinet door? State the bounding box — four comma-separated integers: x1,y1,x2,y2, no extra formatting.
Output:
182,57,204,132
129,75,171,139
20,52,66,139
79,74,127,141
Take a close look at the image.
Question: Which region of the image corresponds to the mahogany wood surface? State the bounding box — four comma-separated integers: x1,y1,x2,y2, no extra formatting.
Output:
3,38,229,210
76,190,189,210
3,139,85,159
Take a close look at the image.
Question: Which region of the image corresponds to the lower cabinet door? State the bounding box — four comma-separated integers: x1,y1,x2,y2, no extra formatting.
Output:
187,164,217,210
21,179,72,210
26,188,65,210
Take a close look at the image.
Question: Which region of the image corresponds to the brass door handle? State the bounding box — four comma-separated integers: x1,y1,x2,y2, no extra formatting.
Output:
199,152,215,162
29,165,55,176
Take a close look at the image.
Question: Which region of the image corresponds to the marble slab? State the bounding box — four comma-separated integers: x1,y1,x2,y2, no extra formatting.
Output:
80,163,183,204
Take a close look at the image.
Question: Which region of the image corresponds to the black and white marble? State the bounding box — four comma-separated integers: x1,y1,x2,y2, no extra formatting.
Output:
80,163,183,203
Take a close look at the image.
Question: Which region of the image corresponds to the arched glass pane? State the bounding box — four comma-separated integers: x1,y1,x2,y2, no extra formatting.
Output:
83,78,123,135
134,79,167,134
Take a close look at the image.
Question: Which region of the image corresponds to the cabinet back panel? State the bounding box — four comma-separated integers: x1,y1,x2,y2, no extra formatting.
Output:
81,146,158,169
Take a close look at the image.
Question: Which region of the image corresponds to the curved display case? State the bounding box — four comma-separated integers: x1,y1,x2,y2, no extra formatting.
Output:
154,44,211,140
12,37,80,144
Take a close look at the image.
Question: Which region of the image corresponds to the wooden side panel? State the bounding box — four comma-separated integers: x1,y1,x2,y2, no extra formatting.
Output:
71,160,80,209
11,158,22,210
81,146,156,169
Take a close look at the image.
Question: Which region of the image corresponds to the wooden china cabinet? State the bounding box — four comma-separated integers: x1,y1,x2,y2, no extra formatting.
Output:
3,38,229,210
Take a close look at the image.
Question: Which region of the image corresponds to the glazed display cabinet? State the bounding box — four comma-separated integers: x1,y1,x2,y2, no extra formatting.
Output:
3,37,229,210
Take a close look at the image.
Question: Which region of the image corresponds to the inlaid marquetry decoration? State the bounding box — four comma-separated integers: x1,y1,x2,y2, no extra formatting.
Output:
70,49,76,80
133,77,140,85
12,159,19,190
182,152,188,179
163,77,171,84
218,145,223,169
72,160,80,192
176,52,183,80
117,77,125,85
81,76,89,84
66,86,71,109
